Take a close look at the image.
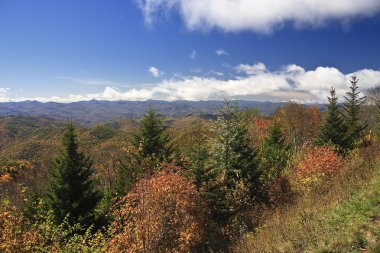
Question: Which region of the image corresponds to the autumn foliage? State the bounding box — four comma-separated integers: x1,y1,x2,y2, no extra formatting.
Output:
0,201,38,253
248,116,271,147
295,145,343,186
0,160,34,184
274,103,322,148
109,163,206,253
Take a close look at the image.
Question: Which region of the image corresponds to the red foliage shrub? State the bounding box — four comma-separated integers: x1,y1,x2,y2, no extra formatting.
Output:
109,163,206,253
296,145,343,180
249,116,271,147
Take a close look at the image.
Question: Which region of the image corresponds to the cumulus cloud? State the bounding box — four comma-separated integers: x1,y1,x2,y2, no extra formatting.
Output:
135,0,380,33
236,63,266,75
2,64,380,103
148,66,163,77
0,88,10,102
215,49,229,56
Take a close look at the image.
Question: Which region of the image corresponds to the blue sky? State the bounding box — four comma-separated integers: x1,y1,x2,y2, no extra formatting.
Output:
0,0,380,102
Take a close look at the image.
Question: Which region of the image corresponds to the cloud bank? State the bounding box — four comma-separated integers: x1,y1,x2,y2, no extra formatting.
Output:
2,64,380,103
135,0,380,33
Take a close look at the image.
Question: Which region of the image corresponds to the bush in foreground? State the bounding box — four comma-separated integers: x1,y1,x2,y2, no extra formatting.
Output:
295,145,343,189
109,163,206,253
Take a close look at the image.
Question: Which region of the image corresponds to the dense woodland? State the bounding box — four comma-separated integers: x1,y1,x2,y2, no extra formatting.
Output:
1,77,380,252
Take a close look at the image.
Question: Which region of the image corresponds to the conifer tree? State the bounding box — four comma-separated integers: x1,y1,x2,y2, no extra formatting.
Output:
316,87,349,153
211,100,261,199
46,123,101,227
342,76,367,147
259,123,289,183
366,85,380,136
205,101,263,247
114,160,135,196
186,121,212,191
132,108,172,163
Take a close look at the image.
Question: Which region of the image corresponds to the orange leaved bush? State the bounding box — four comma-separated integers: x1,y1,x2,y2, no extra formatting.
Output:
0,201,42,253
295,146,343,186
0,160,34,184
109,163,206,253
248,116,271,147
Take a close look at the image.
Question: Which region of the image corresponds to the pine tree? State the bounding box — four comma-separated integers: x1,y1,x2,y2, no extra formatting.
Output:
316,87,349,153
263,123,286,147
260,123,289,183
46,123,101,227
366,85,380,136
342,76,367,147
205,101,263,247
132,108,172,164
186,121,212,191
114,159,135,196
211,100,261,199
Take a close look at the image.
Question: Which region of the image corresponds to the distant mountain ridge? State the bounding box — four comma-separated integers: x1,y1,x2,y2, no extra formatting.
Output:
0,100,326,124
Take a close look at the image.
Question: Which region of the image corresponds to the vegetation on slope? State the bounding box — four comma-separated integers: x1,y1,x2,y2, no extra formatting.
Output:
236,144,380,252
0,80,379,252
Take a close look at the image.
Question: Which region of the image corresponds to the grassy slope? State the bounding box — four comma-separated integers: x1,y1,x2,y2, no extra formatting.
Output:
320,165,380,252
237,159,380,253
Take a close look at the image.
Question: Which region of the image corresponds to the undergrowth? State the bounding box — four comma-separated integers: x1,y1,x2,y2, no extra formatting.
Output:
235,147,380,253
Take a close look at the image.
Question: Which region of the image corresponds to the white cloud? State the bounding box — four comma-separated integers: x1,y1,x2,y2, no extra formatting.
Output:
189,49,197,59
148,66,163,77
215,49,229,56
208,71,224,77
236,62,266,75
2,64,380,103
135,0,380,33
0,88,10,102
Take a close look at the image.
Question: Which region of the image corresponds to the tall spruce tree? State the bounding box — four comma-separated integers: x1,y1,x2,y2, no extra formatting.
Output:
186,121,212,191
205,101,263,248
115,109,172,195
132,108,172,163
211,100,261,198
46,123,101,227
342,76,367,147
316,87,349,153
259,123,289,184
366,85,380,136
114,159,135,196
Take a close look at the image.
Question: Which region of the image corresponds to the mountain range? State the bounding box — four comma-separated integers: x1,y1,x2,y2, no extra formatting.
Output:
0,100,326,124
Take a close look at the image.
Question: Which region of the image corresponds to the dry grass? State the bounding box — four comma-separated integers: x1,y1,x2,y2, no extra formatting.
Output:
235,145,380,253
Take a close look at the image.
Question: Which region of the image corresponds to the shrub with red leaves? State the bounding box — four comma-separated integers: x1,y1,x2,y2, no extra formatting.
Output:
109,163,206,253
295,146,343,185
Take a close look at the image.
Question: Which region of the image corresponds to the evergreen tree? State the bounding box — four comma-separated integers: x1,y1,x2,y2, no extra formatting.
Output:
316,87,349,153
115,109,171,195
132,108,172,164
342,76,367,147
366,85,380,136
46,123,101,227
114,159,135,196
186,121,212,191
211,100,261,199
259,123,289,183
263,123,286,147
205,101,263,247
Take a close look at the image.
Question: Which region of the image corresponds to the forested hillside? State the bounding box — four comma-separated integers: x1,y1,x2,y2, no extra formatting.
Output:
1,79,380,252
